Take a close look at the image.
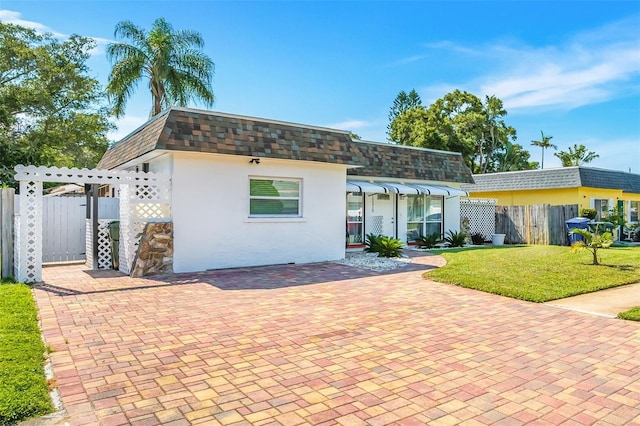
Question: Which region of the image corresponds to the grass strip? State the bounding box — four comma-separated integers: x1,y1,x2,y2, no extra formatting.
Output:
0,283,53,425
618,306,640,321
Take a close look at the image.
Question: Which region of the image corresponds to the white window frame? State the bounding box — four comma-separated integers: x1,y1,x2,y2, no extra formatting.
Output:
406,194,444,241
629,200,639,223
248,177,302,218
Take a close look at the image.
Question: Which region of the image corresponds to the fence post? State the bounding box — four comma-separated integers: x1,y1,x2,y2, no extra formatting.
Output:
0,188,15,279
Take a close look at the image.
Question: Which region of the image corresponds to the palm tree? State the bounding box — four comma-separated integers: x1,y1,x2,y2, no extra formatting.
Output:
106,18,215,118
530,131,557,169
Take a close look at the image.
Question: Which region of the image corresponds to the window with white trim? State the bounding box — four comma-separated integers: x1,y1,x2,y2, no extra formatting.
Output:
249,178,301,217
594,199,609,220
630,201,639,223
406,195,443,241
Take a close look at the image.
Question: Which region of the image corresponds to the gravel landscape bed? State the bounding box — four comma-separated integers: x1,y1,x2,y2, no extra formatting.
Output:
334,252,411,271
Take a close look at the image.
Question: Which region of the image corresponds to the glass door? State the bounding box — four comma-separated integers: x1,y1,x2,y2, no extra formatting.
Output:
346,193,364,245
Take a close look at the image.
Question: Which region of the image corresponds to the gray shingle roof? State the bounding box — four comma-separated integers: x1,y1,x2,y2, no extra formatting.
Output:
99,107,474,184
462,167,640,194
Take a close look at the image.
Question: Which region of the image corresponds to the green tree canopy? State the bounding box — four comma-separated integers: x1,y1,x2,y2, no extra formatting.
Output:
0,23,112,188
554,144,599,166
106,18,215,118
387,89,422,142
531,130,557,169
388,89,526,173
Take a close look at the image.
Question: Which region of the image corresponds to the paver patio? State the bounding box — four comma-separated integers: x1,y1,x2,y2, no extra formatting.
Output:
33,251,640,425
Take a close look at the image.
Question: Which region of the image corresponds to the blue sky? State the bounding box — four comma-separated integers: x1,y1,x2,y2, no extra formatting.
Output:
2,1,639,173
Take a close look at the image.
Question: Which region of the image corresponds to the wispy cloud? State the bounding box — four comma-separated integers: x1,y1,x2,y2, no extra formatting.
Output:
324,119,373,130
0,9,66,37
418,15,640,112
0,9,112,55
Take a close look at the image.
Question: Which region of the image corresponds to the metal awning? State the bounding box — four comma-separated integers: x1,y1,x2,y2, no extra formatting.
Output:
346,180,389,194
409,184,469,197
346,180,468,196
377,182,422,194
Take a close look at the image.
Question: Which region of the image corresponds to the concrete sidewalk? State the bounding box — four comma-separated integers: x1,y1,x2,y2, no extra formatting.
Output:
546,282,640,318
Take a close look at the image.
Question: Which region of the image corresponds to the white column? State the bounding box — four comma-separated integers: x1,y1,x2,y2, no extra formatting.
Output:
17,180,43,282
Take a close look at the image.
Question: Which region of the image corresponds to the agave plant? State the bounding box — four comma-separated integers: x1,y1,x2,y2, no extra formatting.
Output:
444,230,468,248
365,233,404,258
569,226,612,265
415,232,441,249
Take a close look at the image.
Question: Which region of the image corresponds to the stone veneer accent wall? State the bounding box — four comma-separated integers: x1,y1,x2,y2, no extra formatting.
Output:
130,222,173,278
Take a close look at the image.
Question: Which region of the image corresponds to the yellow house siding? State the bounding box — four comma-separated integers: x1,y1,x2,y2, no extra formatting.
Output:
468,187,640,223
467,188,580,207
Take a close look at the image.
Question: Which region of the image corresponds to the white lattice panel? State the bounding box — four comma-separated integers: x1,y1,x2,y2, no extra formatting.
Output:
370,215,383,235
97,221,112,269
460,198,497,240
85,219,94,268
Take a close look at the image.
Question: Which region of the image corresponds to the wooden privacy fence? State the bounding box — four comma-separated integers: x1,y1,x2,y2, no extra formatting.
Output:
495,204,578,245
0,188,15,279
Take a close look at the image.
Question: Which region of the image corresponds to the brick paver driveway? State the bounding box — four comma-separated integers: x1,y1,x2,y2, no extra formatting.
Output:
35,252,640,425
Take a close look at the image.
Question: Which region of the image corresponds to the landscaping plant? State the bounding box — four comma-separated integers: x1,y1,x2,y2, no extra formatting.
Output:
365,233,404,257
415,232,441,248
470,232,485,245
569,226,613,265
580,208,597,219
444,230,467,247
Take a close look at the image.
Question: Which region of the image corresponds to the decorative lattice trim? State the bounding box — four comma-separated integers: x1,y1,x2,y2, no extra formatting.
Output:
14,165,169,185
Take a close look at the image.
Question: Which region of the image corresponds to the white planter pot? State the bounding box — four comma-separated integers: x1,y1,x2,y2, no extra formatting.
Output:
491,234,506,246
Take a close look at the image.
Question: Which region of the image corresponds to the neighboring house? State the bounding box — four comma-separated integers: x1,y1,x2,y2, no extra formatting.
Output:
462,167,640,223
98,107,473,273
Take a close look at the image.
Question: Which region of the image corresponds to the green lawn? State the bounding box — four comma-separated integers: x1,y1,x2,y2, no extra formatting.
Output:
0,283,53,425
424,245,640,303
618,307,640,321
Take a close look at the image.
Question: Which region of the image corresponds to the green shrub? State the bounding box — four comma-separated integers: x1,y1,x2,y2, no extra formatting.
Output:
444,230,467,248
365,233,404,257
580,208,597,219
470,233,485,245
415,232,441,248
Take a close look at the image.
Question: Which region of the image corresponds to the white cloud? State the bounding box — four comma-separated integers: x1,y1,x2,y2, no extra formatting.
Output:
108,115,149,142
0,9,66,37
0,9,113,55
419,15,640,112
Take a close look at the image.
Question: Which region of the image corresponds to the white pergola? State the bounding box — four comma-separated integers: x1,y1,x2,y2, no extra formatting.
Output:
14,165,171,283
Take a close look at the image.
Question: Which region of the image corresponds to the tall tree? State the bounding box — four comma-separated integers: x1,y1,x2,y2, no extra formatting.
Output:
554,144,599,166
387,89,422,142
493,142,538,172
530,131,556,169
0,23,112,188
388,90,524,173
106,18,215,118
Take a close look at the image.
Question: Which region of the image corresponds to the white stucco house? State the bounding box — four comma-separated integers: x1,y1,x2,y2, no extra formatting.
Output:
98,107,474,273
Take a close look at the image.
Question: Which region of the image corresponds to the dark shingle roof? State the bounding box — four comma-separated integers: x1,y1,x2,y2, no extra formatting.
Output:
347,141,474,183
462,167,640,194
99,107,473,184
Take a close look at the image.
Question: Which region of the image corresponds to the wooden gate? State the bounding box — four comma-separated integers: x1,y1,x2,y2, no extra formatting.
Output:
42,196,119,263
495,204,578,245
